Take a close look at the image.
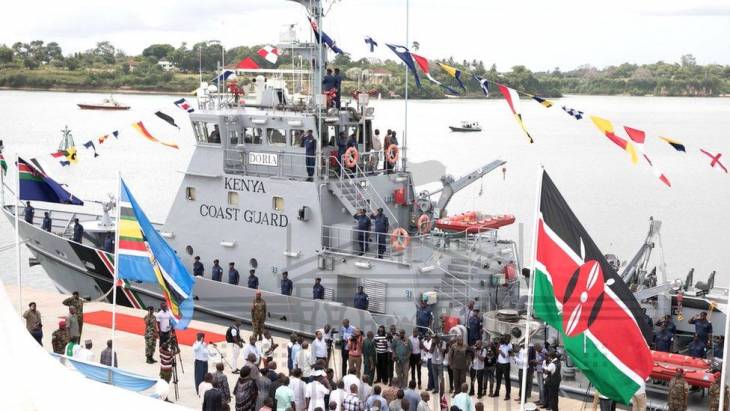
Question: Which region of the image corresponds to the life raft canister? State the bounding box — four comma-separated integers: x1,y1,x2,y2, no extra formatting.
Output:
390,227,410,251
417,214,432,234
344,147,359,168
386,144,400,165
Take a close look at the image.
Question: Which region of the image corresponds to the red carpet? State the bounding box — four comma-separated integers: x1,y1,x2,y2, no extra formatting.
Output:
83,310,226,346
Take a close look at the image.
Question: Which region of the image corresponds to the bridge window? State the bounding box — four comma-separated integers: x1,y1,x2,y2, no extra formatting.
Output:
185,187,196,201
228,127,241,145
267,128,287,146
228,192,239,206
290,129,304,146
272,196,284,211
192,121,221,144
244,127,263,144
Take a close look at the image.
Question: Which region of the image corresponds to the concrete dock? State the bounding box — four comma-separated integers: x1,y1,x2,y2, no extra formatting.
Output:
11,285,598,410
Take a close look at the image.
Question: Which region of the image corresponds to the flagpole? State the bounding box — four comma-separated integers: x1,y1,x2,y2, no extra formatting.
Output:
402,0,409,172
111,171,122,367
520,164,544,410
15,153,22,312
719,309,730,411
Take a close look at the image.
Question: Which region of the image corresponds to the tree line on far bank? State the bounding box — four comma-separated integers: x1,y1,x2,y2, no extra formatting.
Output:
0,40,728,98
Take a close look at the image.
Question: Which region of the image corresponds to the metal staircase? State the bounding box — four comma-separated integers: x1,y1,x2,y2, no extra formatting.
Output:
327,158,398,225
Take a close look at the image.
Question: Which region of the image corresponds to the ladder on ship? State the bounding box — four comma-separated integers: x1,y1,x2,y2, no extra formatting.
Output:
327,158,398,225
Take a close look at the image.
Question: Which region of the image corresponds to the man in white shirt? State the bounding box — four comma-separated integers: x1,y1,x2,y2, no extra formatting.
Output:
329,381,347,411
316,324,334,363
243,334,261,364
77,339,94,362
492,336,512,400
359,374,373,403
306,371,331,411
154,302,173,346
289,368,307,411
420,335,433,391
469,340,485,397
452,382,475,411
258,330,277,366
342,368,362,401
297,341,316,380
226,320,243,373
313,330,329,363
192,332,212,395
408,329,422,388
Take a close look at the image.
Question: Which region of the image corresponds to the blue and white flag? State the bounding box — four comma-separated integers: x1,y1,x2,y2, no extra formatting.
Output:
365,36,378,53
385,44,421,88
211,69,235,84
473,74,489,97
562,105,584,120
82,140,99,157
308,17,344,54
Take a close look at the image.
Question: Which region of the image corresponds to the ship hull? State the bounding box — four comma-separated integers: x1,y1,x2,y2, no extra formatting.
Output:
77,104,130,111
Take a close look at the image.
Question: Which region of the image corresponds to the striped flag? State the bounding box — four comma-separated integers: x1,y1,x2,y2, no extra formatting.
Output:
437,63,465,90
533,96,554,108
472,74,489,97
623,126,671,187
131,121,179,149
590,116,638,164
658,137,686,153
386,44,421,88
497,84,533,143
174,98,194,113
561,106,584,120
17,157,83,205
411,53,458,94
118,178,195,328
534,170,653,404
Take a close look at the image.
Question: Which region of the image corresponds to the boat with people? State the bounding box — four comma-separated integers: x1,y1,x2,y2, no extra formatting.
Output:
449,121,482,132
77,96,130,111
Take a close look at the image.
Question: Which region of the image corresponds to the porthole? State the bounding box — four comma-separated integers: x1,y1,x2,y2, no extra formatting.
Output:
249,258,258,269
185,245,194,255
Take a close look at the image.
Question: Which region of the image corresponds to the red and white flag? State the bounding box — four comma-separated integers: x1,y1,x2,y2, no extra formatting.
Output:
257,45,280,64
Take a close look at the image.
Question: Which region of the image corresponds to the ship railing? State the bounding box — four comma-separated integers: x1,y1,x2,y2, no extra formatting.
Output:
325,149,399,179
434,265,493,312
223,148,323,179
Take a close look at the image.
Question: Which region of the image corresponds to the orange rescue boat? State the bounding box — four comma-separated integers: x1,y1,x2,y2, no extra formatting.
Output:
435,211,515,234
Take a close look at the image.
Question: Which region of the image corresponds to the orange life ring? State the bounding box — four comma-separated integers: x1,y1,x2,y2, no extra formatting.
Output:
390,227,410,251
344,147,359,168
417,214,432,234
386,144,400,165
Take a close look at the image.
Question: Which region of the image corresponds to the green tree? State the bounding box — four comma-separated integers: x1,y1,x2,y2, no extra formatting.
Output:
142,43,175,61
93,41,117,64
0,45,13,63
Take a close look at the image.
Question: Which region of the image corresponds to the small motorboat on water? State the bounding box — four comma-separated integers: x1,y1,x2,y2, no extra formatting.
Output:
449,121,482,132
77,96,130,111
435,211,515,234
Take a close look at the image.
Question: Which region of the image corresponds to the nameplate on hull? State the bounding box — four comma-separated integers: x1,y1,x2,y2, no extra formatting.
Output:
248,152,279,167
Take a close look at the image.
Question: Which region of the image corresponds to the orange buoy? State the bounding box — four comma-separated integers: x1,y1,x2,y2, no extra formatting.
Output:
344,147,359,168
390,227,410,251
386,144,400,165
417,214,432,234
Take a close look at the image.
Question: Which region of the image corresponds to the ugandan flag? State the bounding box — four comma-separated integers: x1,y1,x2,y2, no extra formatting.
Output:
117,178,195,328
533,171,652,404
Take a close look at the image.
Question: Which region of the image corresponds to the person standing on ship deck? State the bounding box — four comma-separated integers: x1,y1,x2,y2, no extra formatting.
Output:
248,269,259,289
281,271,293,296
333,68,343,109
313,278,325,300
72,218,84,243
689,311,713,344
354,286,369,311
41,211,52,231
24,201,34,224
193,256,204,277
354,209,371,255
252,291,267,341
371,209,389,259
211,259,223,282
301,130,317,181
228,262,240,285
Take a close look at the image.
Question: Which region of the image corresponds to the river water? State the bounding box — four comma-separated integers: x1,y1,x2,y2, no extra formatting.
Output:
0,90,727,291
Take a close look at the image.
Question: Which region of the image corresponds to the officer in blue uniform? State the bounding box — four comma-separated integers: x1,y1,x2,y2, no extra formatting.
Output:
313,277,325,300
103,234,114,253
654,324,674,352
689,311,713,344
370,208,389,259
211,259,223,282
353,208,371,255
300,130,317,181
228,262,240,285
467,308,483,346
41,212,52,232
657,314,676,335
24,201,34,224
72,218,84,243
688,334,708,358
354,286,369,310
333,68,343,108
415,301,433,336
322,68,336,94
247,269,259,289
281,271,293,296
193,256,204,277
336,131,348,171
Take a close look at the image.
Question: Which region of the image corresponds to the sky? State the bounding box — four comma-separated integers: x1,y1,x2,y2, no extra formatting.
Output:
1,0,729,71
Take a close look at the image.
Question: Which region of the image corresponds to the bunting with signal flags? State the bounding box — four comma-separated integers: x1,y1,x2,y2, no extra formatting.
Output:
624,126,671,187
437,63,466,91
364,36,378,53
590,116,638,165
131,121,179,149
658,137,686,153
308,17,344,54
561,106,584,120
699,149,728,174
532,96,554,108
82,140,99,157
497,84,534,144
411,53,459,94
472,74,489,97
386,44,421,88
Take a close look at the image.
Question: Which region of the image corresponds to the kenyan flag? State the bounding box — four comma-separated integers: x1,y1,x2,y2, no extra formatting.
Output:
533,171,652,404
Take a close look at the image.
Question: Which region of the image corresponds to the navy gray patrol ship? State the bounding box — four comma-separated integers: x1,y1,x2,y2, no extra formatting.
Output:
4,0,524,337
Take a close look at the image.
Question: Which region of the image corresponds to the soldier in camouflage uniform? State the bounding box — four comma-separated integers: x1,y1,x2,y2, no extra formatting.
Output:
51,320,68,354
144,306,158,363
62,291,85,336
709,372,729,411
251,291,267,341
667,369,689,411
